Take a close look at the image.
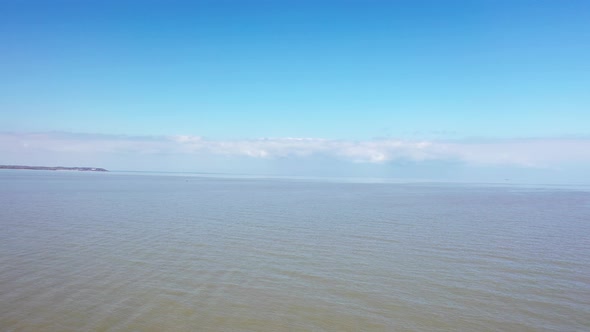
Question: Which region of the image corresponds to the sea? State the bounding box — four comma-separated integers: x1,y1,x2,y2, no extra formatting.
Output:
1,170,589,331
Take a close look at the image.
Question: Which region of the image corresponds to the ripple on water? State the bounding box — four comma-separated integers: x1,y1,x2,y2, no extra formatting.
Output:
1,173,589,331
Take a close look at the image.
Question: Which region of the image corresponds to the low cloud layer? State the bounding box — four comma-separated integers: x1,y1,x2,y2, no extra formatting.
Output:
2,132,590,169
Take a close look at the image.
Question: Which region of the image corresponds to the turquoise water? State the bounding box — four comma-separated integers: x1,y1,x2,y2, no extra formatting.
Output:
1,171,589,331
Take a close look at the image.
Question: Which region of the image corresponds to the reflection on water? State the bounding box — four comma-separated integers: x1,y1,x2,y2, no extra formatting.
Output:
1,171,589,331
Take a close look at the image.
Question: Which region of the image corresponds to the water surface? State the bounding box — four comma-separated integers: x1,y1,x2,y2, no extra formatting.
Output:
1,171,589,331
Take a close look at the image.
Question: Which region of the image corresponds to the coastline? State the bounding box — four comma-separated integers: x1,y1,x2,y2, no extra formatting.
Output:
0,165,108,172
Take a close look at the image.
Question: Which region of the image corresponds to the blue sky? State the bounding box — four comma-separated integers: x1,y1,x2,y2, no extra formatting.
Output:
1,0,589,182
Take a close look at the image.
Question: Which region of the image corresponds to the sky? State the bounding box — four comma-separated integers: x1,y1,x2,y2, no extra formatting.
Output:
1,0,589,183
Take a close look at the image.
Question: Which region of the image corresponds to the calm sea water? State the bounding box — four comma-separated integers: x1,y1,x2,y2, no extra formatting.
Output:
1,171,589,331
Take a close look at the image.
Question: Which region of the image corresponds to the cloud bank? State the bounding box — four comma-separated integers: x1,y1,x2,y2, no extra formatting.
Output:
2,132,590,169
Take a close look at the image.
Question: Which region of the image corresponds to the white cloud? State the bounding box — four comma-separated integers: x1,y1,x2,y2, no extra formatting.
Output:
1,132,590,168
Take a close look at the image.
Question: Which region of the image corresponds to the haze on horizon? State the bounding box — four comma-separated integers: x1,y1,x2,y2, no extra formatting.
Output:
1,0,589,183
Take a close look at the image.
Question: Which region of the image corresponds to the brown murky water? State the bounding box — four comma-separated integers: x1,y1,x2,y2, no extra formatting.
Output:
1,171,589,331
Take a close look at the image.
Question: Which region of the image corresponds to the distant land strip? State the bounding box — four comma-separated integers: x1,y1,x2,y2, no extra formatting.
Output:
0,165,108,172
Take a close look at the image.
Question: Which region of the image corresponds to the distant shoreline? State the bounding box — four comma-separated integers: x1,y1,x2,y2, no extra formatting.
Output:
0,165,108,172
